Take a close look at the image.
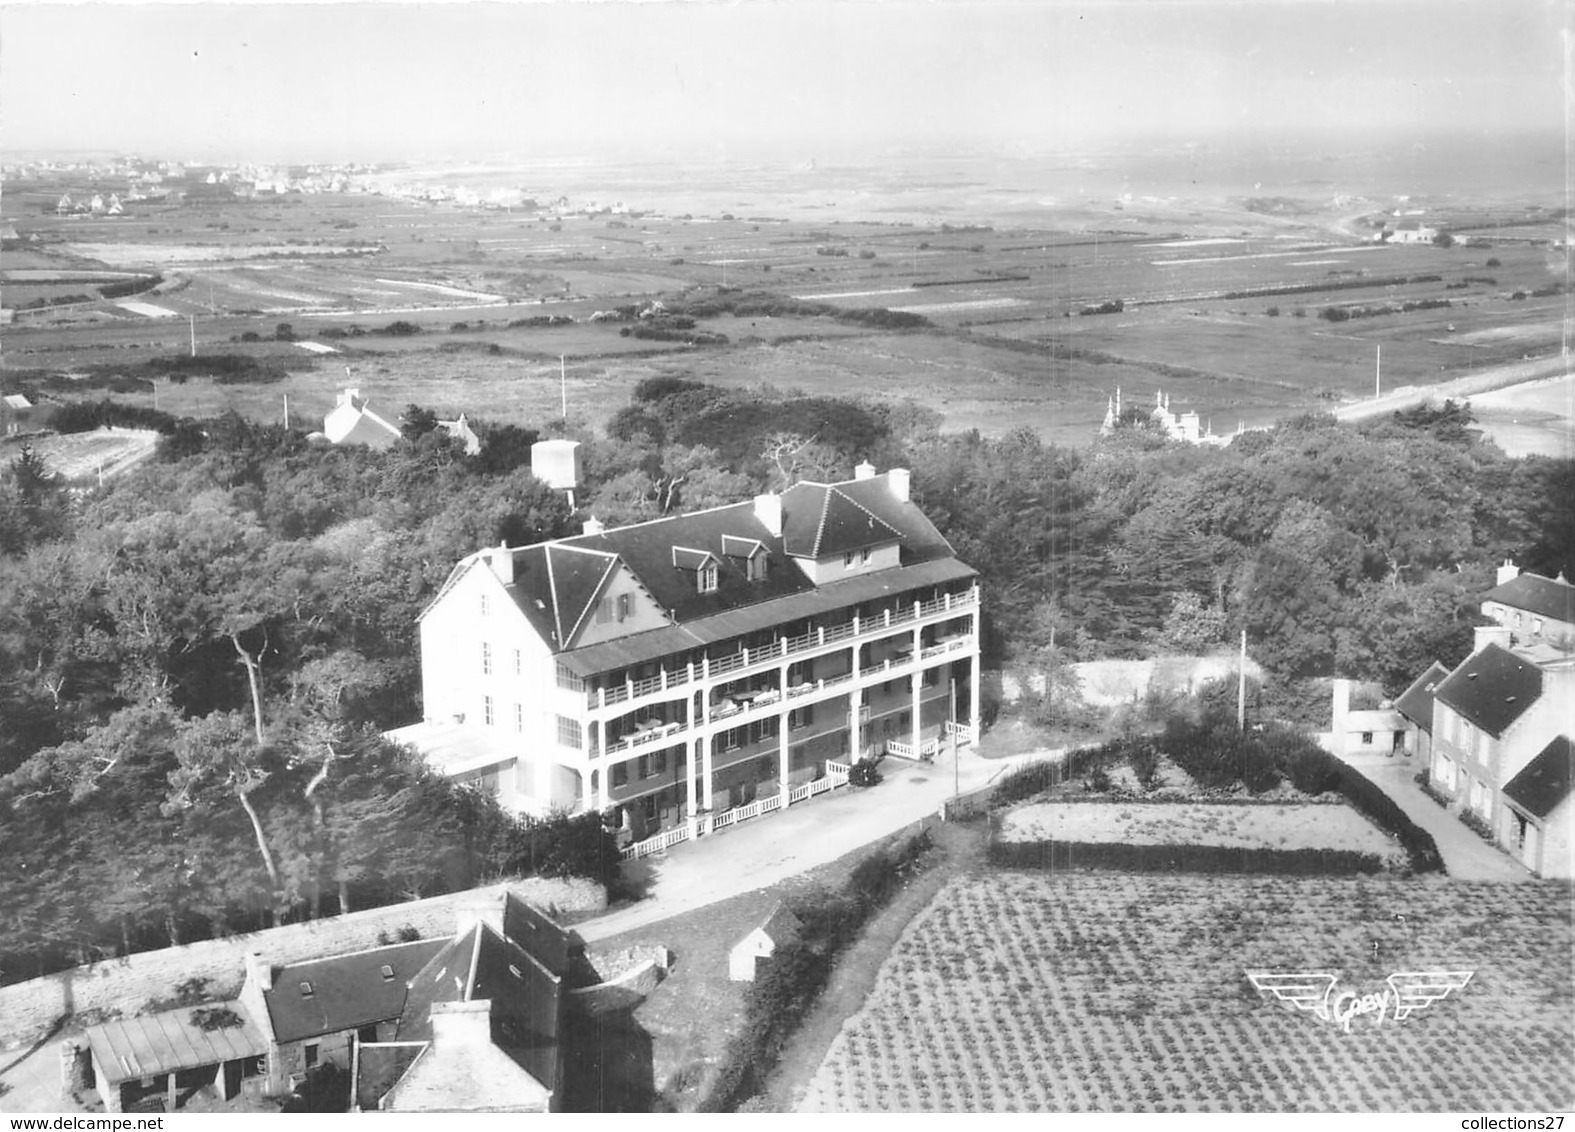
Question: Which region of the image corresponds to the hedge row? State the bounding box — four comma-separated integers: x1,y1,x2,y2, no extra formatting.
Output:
988,839,1385,875
700,825,934,1112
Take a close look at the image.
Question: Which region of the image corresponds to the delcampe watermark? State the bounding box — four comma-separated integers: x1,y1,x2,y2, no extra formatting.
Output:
1247,970,1474,1033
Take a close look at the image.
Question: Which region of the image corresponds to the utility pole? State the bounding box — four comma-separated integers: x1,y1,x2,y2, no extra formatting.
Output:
283,393,290,429
559,355,568,421
189,314,196,358
1374,344,1381,400
1237,629,1247,732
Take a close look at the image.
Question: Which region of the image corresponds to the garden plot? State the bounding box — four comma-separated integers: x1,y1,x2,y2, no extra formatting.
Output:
9,428,159,483
800,873,1573,1112
998,801,1403,865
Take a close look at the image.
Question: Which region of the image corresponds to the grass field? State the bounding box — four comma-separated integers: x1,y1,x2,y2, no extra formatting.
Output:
5,175,1568,445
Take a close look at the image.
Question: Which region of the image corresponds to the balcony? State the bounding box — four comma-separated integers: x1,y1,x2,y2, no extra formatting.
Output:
601,719,689,760
583,585,978,714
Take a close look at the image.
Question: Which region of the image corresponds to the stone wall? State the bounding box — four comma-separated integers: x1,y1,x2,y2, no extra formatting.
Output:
0,876,605,1052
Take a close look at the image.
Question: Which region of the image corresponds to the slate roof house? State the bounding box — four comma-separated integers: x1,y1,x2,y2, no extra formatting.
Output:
1423,626,1575,878
1482,560,1575,646
389,464,981,853
1394,661,1450,765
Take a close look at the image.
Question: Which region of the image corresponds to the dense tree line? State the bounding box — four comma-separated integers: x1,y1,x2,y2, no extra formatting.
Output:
1,379,1570,982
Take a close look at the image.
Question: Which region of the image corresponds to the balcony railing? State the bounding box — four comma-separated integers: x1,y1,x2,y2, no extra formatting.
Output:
584,586,978,712
619,763,852,860
601,720,688,760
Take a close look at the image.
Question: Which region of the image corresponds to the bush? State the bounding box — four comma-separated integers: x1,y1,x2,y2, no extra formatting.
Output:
1460,808,1495,843
848,759,882,788
1129,744,1160,790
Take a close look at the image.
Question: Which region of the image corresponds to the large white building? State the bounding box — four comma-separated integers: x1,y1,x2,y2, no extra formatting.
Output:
391,464,981,845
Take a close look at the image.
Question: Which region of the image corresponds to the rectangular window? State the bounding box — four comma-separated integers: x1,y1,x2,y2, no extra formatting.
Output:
483,696,494,726
617,593,632,621
1533,618,1544,637
596,598,613,624
304,1044,319,1069
481,642,492,675
555,663,584,691
653,749,667,774
556,715,583,749
748,553,767,582
844,551,855,568
513,649,522,677
699,564,718,594
723,728,742,752
861,548,871,565
514,703,523,733
612,762,628,787
480,593,489,617
789,704,815,730
1361,732,1374,746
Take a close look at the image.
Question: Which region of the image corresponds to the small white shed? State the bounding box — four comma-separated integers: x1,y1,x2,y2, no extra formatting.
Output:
728,902,802,982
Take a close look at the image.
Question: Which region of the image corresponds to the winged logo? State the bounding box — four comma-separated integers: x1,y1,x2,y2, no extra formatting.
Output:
1247,969,1472,1032
1386,970,1474,1020
1246,970,1340,1022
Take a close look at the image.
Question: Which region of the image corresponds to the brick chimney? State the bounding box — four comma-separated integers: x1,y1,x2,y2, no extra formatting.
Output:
1474,625,1514,654
486,542,514,586
1497,558,1521,586
429,1000,493,1047
854,461,876,481
888,468,911,503
754,492,782,537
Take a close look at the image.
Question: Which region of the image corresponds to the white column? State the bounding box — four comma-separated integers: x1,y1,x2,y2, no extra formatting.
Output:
851,687,863,762
910,627,922,754
701,735,715,833
687,738,700,837
779,662,792,801
969,645,981,742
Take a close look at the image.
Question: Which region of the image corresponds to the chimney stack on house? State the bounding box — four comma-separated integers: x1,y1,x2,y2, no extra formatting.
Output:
888,468,911,503
855,461,876,481
1331,678,1351,740
487,542,515,587
754,492,782,537
245,950,273,993
1474,625,1515,654
582,516,605,537
1498,558,1522,586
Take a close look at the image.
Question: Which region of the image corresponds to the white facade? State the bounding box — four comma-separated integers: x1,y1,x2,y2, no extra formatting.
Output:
397,470,983,844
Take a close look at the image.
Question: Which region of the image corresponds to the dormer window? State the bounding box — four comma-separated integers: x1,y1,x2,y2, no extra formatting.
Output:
747,553,768,582
699,563,718,594
299,981,314,998
380,965,396,982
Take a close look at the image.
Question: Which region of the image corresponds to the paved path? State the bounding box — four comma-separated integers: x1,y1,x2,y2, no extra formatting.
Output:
1332,353,1568,424
577,745,1055,943
1334,752,1533,883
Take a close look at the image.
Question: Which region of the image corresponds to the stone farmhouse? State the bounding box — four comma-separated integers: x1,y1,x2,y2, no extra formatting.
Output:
390,464,981,849
1482,560,1575,647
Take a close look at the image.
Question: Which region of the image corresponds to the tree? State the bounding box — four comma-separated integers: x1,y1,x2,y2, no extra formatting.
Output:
400,404,440,442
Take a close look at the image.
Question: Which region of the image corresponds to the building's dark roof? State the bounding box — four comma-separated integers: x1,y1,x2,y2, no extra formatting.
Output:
1433,644,1543,739
444,470,968,658
263,938,445,1043
397,923,561,1093
1485,573,1575,625
781,483,902,558
501,893,582,981
753,901,802,945
555,555,978,676
354,1042,426,1111
1395,661,1451,731
1503,736,1574,820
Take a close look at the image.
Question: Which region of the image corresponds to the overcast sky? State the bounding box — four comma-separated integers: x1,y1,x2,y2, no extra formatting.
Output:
0,0,1564,163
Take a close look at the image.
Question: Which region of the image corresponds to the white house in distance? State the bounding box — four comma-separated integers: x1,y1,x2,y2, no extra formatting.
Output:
323,388,401,450
389,464,981,847
1322,678,1408,758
